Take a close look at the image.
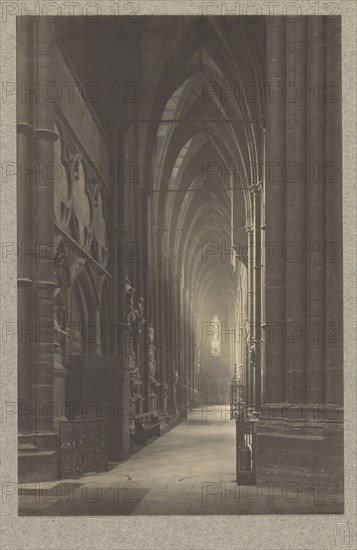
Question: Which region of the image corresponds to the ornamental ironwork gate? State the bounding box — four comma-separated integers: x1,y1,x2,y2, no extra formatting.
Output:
230,364,259,484
230,365,245,419
236,414,258,485
59,415,108,479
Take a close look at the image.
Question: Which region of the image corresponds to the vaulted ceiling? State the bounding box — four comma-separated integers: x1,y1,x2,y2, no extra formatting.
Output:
57,16,265,328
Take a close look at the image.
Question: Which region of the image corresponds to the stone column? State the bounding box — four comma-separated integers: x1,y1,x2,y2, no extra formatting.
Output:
191,309,197,407
325,18,343,405
18,19,59,482
168,262,176,412
134,186,146,378
246,224,254,406
17,17,35,433
263,16,287,403
144,199,154,406
186,291,191,408
164,253,172,411
112,125,133,455
121,109,135,369
122,101,137,296
172,267,180,414
152,225,163,411
158,236,168,413
307,18,326,404
33,19,58,433
236,280,244,380
112,223,127,359
256,17,343,490
259,121,266,409
184,293,189,409
179,285,185,408
252,185,262,407
188,298,194,409
286,17,308,403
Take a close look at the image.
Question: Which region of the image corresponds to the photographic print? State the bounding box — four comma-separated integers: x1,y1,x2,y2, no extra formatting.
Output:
2,5,355,548
14,12,345,517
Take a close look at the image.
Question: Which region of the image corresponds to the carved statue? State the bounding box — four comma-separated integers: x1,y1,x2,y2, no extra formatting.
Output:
148,323,155,343
149,344,156,379
173,368,179,386
250,337,258,368
54,252,66,284
126,285,136,325
54,301,64,332
244,319,250,344
173,365,179,400
148,324,156,379
125,280,146,342
129,350,138,375
135,296,146,334
137,297,144,318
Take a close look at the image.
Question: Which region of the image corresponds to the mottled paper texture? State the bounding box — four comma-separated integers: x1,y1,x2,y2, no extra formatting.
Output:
0,1,356,549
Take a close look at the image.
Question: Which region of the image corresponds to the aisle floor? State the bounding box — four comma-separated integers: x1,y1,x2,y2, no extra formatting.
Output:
18,408,343,515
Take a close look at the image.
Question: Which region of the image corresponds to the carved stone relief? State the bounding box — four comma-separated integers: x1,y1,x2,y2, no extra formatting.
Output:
54,120,109,269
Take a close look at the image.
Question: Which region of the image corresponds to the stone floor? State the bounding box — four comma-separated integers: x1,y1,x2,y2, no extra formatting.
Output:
18,408,343,515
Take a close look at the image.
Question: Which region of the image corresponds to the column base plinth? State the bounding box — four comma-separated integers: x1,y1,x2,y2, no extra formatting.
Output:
18,433,58,482
255,403,343,491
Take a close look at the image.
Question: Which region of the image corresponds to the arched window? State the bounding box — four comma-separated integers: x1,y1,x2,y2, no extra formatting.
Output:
211,315,221,356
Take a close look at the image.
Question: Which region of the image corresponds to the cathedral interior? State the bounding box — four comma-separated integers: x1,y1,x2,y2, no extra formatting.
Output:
17,15,343,514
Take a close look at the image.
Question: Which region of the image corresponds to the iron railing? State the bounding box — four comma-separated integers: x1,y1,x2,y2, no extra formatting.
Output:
59,415,108,479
